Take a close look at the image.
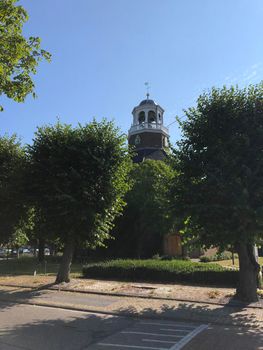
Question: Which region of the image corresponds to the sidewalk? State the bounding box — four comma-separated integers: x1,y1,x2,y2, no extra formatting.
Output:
0,282,262,330
0,275,262,308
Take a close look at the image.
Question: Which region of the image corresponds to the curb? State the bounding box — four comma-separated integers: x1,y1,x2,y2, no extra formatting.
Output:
0,283,262,310
51,286,263,310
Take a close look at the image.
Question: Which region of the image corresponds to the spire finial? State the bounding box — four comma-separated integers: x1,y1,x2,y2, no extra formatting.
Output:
144,82,150,99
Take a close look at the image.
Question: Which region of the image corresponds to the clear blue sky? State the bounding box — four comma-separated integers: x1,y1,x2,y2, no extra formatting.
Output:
1,0,263,145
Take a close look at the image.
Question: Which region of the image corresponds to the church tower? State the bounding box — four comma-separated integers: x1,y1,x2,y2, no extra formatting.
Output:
128,94,169,162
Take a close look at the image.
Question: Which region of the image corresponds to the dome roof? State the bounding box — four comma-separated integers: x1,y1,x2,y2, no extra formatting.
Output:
139,99,157,106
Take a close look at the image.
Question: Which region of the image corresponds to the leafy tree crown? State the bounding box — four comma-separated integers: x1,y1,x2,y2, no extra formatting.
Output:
0,0,51,110
173,83,263,248
27,120,132,248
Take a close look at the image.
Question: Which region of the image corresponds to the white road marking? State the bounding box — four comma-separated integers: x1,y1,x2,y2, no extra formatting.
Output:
121,331,183,338
143,339,176,344
98,321,208,350
169,324,208,350
160,328,189,332
98,343,167,349
139,322,196,329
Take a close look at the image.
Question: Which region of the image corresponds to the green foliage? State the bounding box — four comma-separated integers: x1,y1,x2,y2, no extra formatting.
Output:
110,160,176,257
199,252,237,263
0,134,26,243
0,0,51,110
9,228,28,248
83,259,238,286
172,84,263,248
8,208,36,249
26,120,132,249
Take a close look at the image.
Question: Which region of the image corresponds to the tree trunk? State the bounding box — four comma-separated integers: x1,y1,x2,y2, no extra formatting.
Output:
33,240,37,257
49,244,55,257
236,243,260,302
182,245,189,259
55,237,75,284
38,238,45,263
6,246,9,261
231,251,235,266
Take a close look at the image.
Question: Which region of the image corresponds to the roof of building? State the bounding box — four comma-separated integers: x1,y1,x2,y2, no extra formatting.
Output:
139,99,157,106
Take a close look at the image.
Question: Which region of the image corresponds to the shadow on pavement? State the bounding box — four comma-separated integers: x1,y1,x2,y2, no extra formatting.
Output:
0,285,262,349
0,303,135,350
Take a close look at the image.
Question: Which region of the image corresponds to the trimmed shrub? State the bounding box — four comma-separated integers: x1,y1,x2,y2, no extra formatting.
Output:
200,252,238,263
83,259,238,287
199,256,212,263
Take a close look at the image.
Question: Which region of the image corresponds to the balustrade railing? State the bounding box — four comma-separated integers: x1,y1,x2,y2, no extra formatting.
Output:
128,123,168,134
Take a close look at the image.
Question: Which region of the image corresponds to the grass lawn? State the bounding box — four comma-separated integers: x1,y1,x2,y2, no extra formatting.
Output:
216,256,263,269
0,256,83,278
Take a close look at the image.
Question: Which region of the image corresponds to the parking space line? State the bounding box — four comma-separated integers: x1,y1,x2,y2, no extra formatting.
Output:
160,329,189,332
96,321,208,350
97,343,168,349
121,331,183,338
169,324,208,350
143,339,176,344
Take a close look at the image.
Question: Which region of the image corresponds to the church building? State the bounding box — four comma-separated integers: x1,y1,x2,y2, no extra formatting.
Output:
127,94,183,257
125,94,222,259
128,94,170,162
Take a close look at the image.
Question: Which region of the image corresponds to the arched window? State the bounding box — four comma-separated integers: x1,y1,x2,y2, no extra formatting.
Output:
158,113,162,123
148,110,156,123
138,111,145,124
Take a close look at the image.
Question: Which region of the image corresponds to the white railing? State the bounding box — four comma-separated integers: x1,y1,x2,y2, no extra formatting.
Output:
128,123,169,134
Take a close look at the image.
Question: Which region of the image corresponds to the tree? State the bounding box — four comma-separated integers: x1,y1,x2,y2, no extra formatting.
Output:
9,226,29,258
172,84,263,302
0,0,51,110
27,120,132,283
110,160,175,258
0,135,26,244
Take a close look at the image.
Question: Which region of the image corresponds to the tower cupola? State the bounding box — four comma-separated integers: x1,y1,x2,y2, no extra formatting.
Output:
128,95,169,162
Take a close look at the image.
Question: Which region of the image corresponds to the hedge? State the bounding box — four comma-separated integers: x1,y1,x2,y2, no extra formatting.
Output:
82,259,239,287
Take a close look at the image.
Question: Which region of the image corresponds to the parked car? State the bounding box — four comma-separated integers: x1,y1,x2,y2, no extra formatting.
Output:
0,248,6,257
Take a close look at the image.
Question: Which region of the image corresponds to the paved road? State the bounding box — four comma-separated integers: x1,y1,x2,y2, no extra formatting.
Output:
183,324,263,350
0,287,262,349
0,301,262,350
89,319,208,350
0,302,207,350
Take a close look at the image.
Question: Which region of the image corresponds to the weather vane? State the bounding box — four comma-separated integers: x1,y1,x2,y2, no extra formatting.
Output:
144,82,150,99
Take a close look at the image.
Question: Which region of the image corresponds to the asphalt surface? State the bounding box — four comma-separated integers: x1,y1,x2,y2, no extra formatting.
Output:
183,324,263,350
0,302,132,350
0,287,262,349
0,301,209,350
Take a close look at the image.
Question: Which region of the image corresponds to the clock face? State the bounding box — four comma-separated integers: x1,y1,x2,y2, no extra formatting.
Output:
134,135,141,145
